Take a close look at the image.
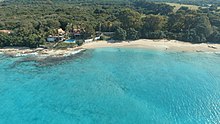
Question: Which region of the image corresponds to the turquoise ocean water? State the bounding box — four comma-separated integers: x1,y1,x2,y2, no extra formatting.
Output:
0,48,219,124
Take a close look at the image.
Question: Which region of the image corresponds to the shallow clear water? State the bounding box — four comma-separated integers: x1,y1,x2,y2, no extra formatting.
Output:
0,48,219,124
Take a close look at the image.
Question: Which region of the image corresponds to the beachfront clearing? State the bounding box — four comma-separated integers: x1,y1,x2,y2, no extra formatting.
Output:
166,3,200,12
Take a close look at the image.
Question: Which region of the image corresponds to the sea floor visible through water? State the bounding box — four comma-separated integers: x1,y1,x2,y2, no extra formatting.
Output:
0,48,219,124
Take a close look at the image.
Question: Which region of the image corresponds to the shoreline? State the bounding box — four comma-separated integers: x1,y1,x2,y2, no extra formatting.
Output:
0,39,220,58
80,39,220,53
0,47,86,58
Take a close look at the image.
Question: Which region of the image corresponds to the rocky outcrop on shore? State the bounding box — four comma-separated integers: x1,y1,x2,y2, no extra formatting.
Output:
0,47,86,58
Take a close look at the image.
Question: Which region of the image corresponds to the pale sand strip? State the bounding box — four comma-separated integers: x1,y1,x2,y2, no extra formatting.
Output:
0,39,220,57
81,39,220,52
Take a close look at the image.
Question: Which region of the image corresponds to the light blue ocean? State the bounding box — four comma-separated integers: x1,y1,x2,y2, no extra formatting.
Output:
0,48,219,124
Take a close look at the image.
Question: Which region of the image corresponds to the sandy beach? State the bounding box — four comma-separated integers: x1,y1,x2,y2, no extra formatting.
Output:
81,39,220,52
0,39,220,57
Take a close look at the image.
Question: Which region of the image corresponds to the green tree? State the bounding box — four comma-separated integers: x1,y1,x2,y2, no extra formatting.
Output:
0,33,11,47
24,34,42,48
59,18,69,30
126,28,139,40
208,31,220,43
118,9,141,30
81,24,95,39
0,22,5,30
46,19,61,29
168,13,185,33
142,15,167,32
114,27,127,41
195,15,213,38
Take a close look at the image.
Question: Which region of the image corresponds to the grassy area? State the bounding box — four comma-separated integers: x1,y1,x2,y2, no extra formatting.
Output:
166,3,200,12
141,14,147,18
43,42,77,49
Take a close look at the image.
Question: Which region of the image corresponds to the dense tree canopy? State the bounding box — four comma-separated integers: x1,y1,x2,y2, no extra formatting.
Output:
117,9,141,30
0,0,220,48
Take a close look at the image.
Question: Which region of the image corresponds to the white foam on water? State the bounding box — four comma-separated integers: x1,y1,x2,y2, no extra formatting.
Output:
63,49,85,57
15,52,38,57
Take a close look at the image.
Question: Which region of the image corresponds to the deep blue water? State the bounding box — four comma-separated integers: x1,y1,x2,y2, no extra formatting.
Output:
0,48,219,124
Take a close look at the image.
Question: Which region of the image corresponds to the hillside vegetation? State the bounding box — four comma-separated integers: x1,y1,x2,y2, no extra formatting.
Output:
1,0,220,48
166,3,200,12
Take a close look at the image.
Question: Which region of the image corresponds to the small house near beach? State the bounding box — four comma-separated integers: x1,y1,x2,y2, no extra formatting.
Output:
47,35,64,42
46,28,65,42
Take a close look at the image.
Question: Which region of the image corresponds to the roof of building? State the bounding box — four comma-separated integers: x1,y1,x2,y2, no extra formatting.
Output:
58,28,65,34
